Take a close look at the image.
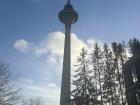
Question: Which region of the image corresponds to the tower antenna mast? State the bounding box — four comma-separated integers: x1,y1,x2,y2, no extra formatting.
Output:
67,0,71,4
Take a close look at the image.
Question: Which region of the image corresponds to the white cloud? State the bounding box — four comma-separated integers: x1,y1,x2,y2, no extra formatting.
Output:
14,32,88,64
46,32,65,56
14,39,29,52
14,31,101,81
44,32,87,65
71,33,87,63
35,47,48,55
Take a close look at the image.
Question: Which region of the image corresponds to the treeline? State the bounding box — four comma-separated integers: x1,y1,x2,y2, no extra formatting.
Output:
71,38,140,105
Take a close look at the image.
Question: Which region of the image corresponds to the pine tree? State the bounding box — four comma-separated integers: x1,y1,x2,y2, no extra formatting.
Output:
71,40,131,105
112,42,127,105
90,43,104,105
102,43,117,105
129,38,140,54
119,43,128,104
72,47,93,105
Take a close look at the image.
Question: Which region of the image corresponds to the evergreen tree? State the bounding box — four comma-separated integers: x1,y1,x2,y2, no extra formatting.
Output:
129,38,140,54
102,43,118,105
72,47,93,105
90,43,105,105
71,39,133,105
112,42,127,105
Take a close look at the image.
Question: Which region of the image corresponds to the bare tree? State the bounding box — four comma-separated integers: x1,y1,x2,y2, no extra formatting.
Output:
0,61,21,105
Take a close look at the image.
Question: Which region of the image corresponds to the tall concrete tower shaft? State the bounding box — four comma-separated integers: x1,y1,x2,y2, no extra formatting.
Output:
58,0,78,105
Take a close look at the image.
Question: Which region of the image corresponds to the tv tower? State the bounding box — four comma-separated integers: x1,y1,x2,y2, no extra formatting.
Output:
58,0,78,105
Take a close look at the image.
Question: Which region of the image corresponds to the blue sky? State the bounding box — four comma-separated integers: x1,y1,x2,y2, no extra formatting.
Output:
0,0,140,105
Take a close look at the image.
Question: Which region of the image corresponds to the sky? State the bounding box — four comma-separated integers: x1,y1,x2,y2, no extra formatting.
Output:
0,0,140,105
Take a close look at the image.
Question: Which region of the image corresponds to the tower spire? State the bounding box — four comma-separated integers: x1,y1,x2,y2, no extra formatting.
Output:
67,0,71,4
